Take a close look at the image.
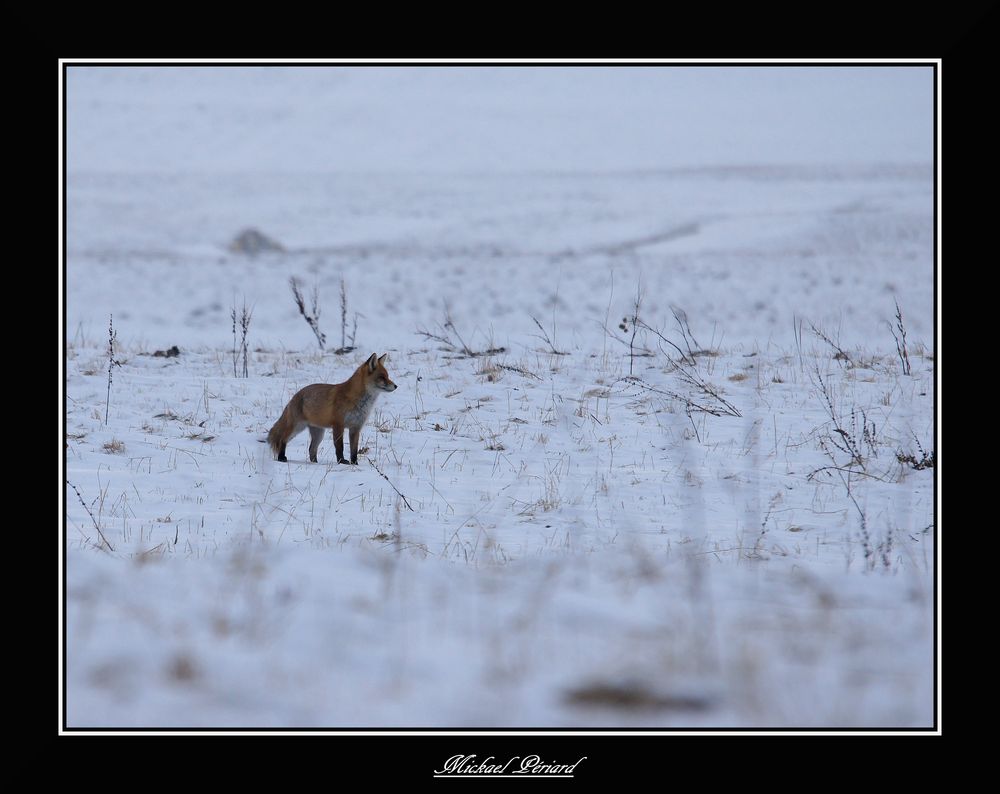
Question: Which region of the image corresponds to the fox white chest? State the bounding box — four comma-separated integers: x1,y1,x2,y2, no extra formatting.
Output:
343,389,380,429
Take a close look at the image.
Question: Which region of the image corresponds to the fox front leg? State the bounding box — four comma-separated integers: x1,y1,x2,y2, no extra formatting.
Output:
349,427,361,465
333,424,349,464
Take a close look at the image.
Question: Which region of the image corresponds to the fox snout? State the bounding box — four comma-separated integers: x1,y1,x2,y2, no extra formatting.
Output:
381,381,398,392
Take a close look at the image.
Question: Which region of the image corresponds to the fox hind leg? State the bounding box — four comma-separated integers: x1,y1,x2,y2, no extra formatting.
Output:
308,426,325,463
279,421,307,463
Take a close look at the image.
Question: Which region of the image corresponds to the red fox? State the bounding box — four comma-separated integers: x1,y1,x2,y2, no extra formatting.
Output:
268,353,397,464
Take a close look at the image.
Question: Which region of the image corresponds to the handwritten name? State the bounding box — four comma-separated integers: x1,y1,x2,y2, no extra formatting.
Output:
434,754,587,776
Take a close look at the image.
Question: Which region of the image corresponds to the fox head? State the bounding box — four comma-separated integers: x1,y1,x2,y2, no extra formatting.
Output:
366,353,398,392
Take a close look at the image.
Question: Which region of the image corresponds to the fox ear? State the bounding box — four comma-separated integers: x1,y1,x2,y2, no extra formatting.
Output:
378,353,388,365
367,353,378,372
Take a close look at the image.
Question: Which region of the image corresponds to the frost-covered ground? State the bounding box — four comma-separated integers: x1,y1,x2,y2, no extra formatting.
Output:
63,66,936,729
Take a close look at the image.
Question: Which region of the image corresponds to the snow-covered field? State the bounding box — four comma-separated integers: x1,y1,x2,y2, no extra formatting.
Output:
62,66,937,729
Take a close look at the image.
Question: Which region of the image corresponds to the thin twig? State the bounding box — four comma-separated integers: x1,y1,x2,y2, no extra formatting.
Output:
443,303,473,357
232,296,253,377
640,320,694,365
332,277,358,354
105,314,121,425
889,298,911,375
497,363,542,380
417,304,504,357
67,480,114,551
628,283,644,375
290,277,326,350
808,321,852,365
806,465,894,483
812,367,864,467
340,277,348,353
793,314,804,373
840,469,872,567
671,305,701,359
672,363,742,417
231,304,238,378
366,456,414,511
599,320,654,355
416,326,455,348
529,315,568,355
620,373,741,418
240,301,252,378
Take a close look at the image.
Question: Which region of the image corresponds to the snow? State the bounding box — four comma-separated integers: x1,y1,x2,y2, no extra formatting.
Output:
66,66,932,173
63,64,936,730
